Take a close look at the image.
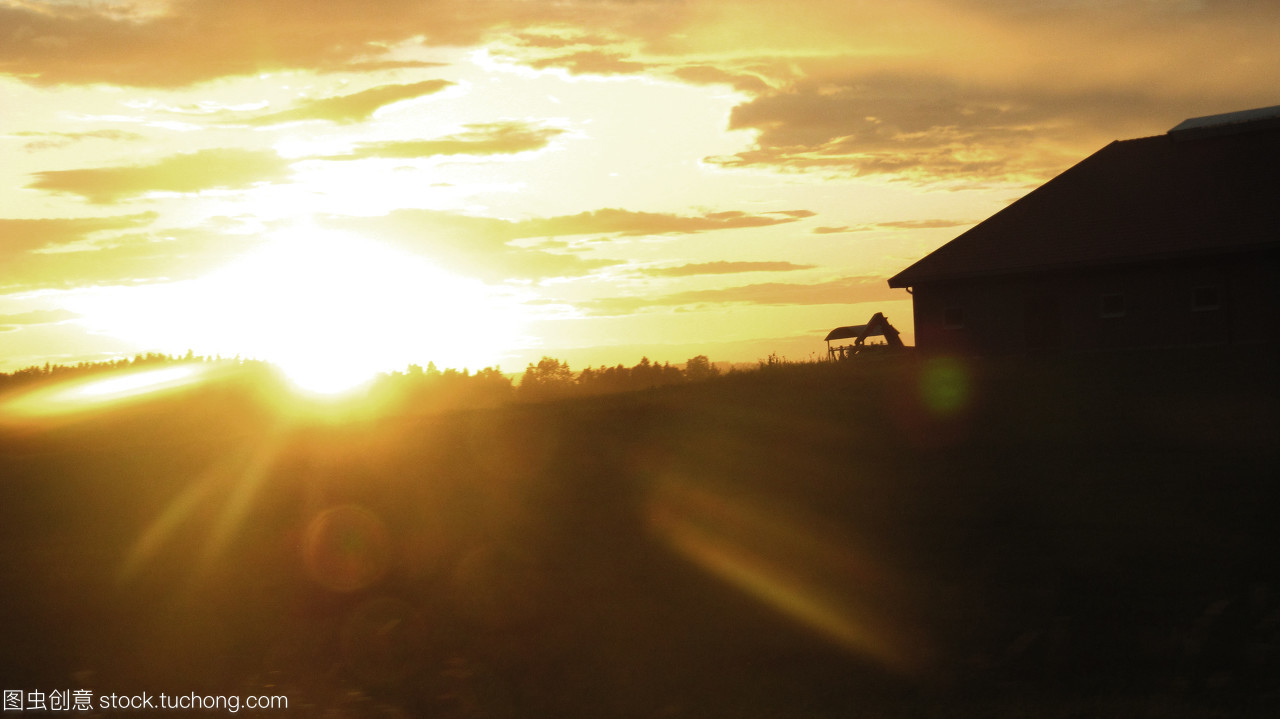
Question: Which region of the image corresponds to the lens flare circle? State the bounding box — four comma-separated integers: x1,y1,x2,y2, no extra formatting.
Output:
303,505,391,593
918,357,970,416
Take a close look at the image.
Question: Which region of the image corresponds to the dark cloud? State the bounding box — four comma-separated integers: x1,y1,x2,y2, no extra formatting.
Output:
26,148,293,203
708,73,1060,182
0,213,157,259
244,80,453,126
709,63,1280,184
639,261,814,277
326,122,565,160
583,276,901,315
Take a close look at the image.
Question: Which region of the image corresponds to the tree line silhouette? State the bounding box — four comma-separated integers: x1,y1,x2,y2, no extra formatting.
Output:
1,352,728,409
514,355,721,401
0,351,266,392
374,354,723,409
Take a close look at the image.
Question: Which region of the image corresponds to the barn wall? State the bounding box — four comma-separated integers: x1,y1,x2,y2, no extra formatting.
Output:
910,250,1279,354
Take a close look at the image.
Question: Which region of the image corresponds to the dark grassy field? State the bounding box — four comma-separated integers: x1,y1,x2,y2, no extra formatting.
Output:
1,347,1277,717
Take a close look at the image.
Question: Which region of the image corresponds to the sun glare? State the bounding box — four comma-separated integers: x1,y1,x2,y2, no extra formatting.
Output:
69,365,203,400
68,228,525,394
1,364,209,423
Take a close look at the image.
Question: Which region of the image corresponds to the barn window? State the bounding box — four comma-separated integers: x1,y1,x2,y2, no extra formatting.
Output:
1191,285,1221,312
943,306,965,329
1099,293,1126,318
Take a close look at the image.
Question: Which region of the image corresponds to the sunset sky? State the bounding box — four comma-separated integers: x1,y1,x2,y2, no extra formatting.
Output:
3,0,1278,387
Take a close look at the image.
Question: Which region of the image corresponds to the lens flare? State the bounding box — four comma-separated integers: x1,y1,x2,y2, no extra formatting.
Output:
303,505,391,592
119,431,284,582
648,478,923,673
918,357,970,416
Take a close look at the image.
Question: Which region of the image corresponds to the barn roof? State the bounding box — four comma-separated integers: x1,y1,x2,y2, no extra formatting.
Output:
888,108,1280,288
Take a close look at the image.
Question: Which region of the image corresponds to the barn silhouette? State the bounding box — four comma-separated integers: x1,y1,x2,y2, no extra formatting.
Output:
889,105,1280,353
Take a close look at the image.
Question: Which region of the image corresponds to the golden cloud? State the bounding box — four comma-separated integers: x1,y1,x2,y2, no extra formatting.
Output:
583,276,902,315
244,80,453,126
26,148,293,203
328,207,811,281
337,207,811,243
638,261,814,277
813,219,974,234
524,50,653,75
323,60,448,74
2,0,1277,103
0,0,686,87
509,31,618,49
706,73,1065,182
668,65,771,94
324,210,613,282
515,208,812,238
0,225,262,292
0,213,157,259
0,309,80,326
17,129,146,152
0,0,505,87
676,3,1280,184
326,122,565,160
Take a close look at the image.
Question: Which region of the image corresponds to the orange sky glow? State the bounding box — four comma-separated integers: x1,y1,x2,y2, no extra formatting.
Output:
3,0,1278,386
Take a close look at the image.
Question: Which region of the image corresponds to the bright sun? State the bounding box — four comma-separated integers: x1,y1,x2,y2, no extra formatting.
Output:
70,227,525,395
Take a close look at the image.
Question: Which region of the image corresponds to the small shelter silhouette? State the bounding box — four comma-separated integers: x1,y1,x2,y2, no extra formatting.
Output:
824,312,903,360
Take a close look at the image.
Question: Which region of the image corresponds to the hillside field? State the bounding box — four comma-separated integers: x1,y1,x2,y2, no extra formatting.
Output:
1,348,1277,717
